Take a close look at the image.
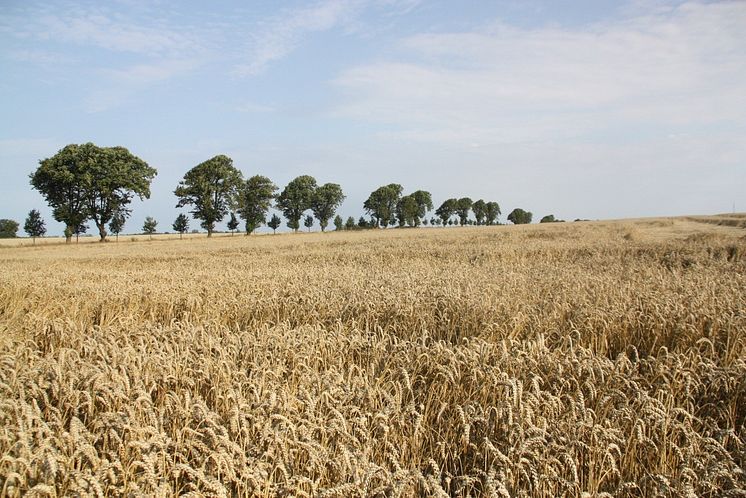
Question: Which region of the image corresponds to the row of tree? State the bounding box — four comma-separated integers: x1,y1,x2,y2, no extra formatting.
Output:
25,143,547,242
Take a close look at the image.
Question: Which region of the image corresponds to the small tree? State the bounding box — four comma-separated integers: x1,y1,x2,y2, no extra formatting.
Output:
143,216,158,239
173,213,189,239
540,214,556,223
238,175,277,234
24,210,46,243
422,218,429,226
456,197,473,226
0,219,19,238
358,216,369,229
436,199,457,226
73,222,88,243
345,216,356,230
268,213,281,234
334,215,344,231
108,210,126,241
227,212,239,235
304,214,314,232
472,200,486,225
311,183,345,232
508,208,532,225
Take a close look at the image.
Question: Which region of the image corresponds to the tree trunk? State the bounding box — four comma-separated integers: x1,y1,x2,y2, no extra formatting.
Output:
207,229,213,237
65,225,72,244
97,223,107,242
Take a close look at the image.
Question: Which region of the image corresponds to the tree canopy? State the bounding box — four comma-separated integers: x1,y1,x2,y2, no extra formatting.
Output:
173,213,189,238
456,197,473,226
435,198,457,226
0,219,19,238
24,210,46,241
364,184,402,228
267,213,281,234
396,195,420,227
174,155,243,237
311,183,345,232
238,175,277,234
277,175,317,232
30,143,155,242
508,208,532,224
485,202,501,225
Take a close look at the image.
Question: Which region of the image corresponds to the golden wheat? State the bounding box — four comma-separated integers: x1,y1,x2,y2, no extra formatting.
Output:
0,219,744,496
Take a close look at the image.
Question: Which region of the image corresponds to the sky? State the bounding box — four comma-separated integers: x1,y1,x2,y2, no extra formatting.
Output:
1,0,745,235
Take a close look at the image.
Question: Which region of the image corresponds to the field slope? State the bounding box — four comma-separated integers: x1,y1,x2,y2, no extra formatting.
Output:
1,219,744,497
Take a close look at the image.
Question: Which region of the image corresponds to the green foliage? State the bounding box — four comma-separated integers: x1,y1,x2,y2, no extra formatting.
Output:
142,216,158,236
311,183,345,232
345,216,356,230
172,213,189,238
108,210,126,240
0,219,19,238
227,212,239,233
303,214,314,231
30,143,155,243
267,213,282,234
358,216,369,229
396,195,420,227
456,197,473,226
540,214,555,223
435,198,457,226
508,208,533,225
485,202,501,225
410,190,433,225
174,155,243,237
238,175,277,234
334,215,344,231
24,210,46,240
472,200,486,225
363,184,402,228
277,175,317,232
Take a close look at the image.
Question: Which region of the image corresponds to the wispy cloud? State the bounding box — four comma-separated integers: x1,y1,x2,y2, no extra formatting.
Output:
332,1,746,145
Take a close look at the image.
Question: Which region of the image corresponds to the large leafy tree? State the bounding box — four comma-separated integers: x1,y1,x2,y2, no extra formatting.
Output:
24,209,46,243
472,200,486,225
277,175,317,232
485,202,501,225
508,208,532,224
31,143,155,243
0,219,19,238
174,155,243,237
435,198,457,226
410,190,433,227
456,197,473,226
363,184,402,228
238,175,277,234
311,183,345,232
396,195,419,227
142,216,158,238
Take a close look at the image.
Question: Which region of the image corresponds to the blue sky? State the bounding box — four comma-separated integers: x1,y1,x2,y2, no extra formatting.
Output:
1,0,744,235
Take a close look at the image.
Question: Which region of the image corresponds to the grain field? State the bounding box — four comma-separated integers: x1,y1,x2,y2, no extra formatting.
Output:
1,219,744,497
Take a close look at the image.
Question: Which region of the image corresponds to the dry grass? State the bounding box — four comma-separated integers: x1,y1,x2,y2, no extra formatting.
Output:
1,220,744,497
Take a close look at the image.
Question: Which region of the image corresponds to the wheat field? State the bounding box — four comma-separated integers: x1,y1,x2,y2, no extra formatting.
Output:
1,218,744,497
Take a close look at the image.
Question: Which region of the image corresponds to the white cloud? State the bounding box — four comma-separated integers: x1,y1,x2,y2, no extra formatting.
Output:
332,1,746,145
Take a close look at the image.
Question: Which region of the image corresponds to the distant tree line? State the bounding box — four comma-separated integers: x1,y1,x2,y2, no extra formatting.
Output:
18,142,567,242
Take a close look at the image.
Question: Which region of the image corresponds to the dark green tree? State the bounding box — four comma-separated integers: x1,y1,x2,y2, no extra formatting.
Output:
0,219,19,238
508,208,532,224
72,221,88,243
142,216,158,238
358,216,369,229
173,213,189,239
485,202,501,225
303,214,314,232
456,197,473,225
540,214,556,223
422,218,429,226
31,143,155,243
227,212,239,234
268,213,281,234
472,200,486,225
410,190,433,226
277,175,317,232
108,210,126,241
345,216,356,230
364,184,402,228
435,198,457,226
334,214,344,231
238,175,277,234
311,183,345,232
396,195,420,227
24,209,46,243
174,155,243,237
